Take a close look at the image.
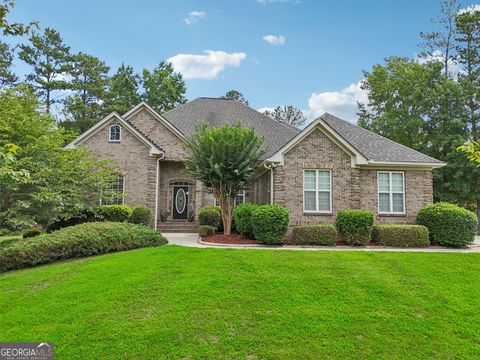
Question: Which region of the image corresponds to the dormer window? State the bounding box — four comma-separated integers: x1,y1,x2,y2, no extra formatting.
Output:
109,124,121,142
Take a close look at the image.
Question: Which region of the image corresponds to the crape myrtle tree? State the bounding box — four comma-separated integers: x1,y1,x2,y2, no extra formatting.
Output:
184,123,266,235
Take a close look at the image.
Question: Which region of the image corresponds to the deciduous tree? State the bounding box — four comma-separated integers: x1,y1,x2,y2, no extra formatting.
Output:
184,123,265,235
103,63,141,115
264,105,306,128
221,90,249,105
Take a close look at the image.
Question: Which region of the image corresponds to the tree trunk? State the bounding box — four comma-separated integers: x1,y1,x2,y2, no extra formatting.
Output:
219,194,233,235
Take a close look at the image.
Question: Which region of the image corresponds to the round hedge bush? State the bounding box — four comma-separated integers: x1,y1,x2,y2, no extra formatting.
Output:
416,202,477,248
95,205,132,222
0,222,168,272
129,206,152,226
336,209,374,246
251,205,289,245
233,203,258,239
198,206,222,229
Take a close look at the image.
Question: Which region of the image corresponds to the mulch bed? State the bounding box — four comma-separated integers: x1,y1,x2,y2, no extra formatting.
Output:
202,233,258,245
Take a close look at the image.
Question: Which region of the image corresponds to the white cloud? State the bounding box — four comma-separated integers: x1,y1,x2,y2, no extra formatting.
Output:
184,11,206,25
307,81,368,123
458,4,480,14
416,50,463,78
258,107,274,114
262,34,286,46
168,50,247,80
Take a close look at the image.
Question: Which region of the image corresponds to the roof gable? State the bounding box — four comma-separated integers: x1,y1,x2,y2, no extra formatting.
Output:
65,112,164,156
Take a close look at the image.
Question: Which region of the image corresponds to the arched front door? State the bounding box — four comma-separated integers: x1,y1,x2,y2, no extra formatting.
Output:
172,185,189,220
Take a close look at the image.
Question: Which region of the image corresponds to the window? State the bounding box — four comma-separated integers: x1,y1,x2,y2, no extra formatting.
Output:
234,190,246,205
378,171,405,214
109,124,121,142
303,169,332,213
101,175,125,205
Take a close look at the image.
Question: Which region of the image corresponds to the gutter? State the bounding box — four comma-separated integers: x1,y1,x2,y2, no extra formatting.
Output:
263,161,277,204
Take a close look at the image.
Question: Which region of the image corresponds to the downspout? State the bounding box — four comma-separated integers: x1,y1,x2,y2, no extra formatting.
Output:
263,161,277,205
154,152,166,230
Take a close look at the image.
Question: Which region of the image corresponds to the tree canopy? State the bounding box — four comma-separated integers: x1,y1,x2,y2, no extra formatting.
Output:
221,90,249,105
184,123,266,235
264,105,307,128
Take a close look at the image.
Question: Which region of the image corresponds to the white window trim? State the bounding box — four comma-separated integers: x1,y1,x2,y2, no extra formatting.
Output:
377,171,406,215
100,175,125,206
303,169,332,214
109,123,121,142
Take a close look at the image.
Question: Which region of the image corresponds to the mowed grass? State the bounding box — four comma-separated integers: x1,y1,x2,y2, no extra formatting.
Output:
1,246,480,359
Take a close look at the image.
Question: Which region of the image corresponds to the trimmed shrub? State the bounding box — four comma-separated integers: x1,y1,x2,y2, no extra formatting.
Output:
0,222,168,273
251,205,289,245
199,225,216,237
199,206,222,228
95,205,132,222
22,228,42,239
233,203,258,239
292,225,337,246
372,224,429,248
336,210,374,246
129,206,152,226
46,209,97,233
417,202,477,247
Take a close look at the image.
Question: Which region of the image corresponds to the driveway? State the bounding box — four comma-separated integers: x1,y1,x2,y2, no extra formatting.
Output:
163,233,480,253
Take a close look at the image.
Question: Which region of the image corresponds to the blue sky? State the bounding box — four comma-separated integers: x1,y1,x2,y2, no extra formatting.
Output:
6,0,480,122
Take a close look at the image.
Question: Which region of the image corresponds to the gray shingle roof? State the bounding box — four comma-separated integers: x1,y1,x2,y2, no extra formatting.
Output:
162,97,300,157
320,113,442,164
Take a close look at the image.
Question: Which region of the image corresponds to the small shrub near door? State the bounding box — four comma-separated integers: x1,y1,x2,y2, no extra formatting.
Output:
292,225,337,246
198,206,222,229
129,206,152,226
199,225,216,237
251,205,289,245
95,205,132,222
336,210,374,246
233,203,258,239
417,202,477,247
0,222,168,273
372,224,429,248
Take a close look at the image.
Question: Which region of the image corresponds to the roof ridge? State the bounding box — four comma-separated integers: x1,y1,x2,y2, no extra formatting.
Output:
321,112,442,163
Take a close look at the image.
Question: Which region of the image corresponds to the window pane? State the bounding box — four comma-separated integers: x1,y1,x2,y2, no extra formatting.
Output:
304,170,316,190
304,191,316,211
392,193,404,212
379,193,390,212
378,172,390,192
318,171,330,191
391,173,404,192
318,191,331,211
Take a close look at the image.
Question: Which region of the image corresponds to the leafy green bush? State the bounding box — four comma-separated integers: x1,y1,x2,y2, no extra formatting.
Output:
46,209,97,233
95,205,132,222
129,206,152,226
292,225,337,246
251,205,289,245
372,224,429,247
417,202,477,247
233,203,258,239
198,206,222,228
199,225,216,237
336,210,374,246
22,228,41,239
0,222,168,272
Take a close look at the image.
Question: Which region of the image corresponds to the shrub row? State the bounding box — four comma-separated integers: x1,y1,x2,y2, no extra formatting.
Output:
200,203,290,245
0,222,168,273
292,225,336,246
372,224,429,247
46,205,152,232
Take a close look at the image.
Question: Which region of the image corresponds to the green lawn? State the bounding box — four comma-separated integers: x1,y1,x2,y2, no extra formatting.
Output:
1,246,480,359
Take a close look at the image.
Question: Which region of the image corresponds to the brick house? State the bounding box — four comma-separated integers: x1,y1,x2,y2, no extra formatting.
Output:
66,98,445,233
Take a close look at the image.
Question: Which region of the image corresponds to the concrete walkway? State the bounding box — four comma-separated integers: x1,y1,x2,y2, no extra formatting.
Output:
163,233,480,253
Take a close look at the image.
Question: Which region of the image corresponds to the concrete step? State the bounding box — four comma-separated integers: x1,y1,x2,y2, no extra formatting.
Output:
157,221,199,233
